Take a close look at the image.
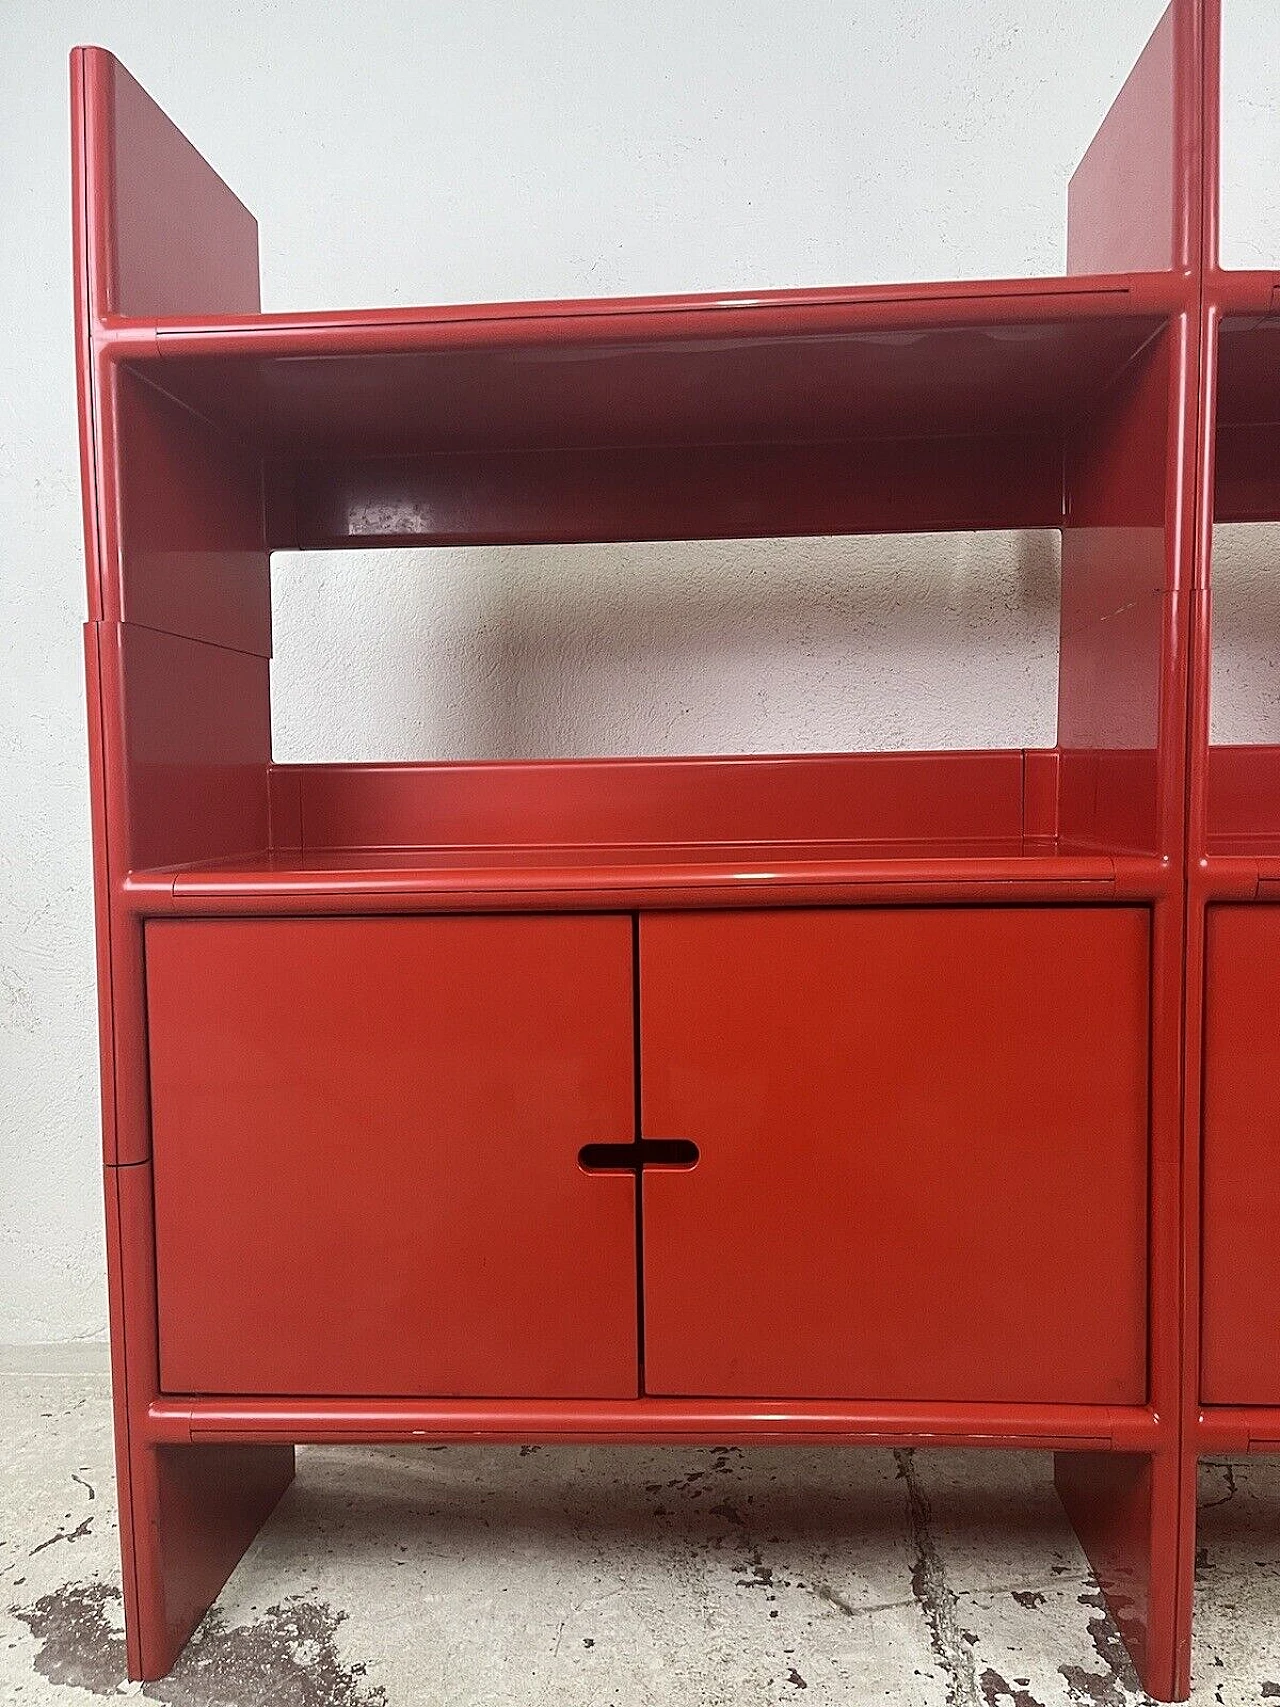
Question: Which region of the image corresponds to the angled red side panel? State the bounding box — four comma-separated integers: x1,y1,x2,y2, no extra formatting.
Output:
112,365,272,653
107,1165,293,1679
1054,1451,1185,1701
73,46,259,324
1066,0,1202,276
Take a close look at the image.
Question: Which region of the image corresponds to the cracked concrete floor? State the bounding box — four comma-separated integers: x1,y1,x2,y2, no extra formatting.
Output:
2,1358,1279,1705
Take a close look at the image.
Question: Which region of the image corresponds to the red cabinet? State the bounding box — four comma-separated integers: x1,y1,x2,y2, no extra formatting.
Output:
147,906,1150,1407
73,15,1206,1689
638,908,1150,1403
146,915,639,1397
1201,905,1280,1406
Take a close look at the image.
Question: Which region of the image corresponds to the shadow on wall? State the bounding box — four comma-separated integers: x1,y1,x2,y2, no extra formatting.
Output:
269,530,1062,764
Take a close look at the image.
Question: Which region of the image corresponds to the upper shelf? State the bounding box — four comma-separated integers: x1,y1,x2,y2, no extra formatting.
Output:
75,0,1202,465
111,282,1168,461
72,6,1205,553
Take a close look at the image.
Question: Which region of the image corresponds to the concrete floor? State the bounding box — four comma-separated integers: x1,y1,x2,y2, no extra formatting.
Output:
1,1357,1278,1705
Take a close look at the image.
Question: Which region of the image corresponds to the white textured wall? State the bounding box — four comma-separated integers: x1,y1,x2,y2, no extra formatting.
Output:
2,0,1275,1341
272,533,1061,762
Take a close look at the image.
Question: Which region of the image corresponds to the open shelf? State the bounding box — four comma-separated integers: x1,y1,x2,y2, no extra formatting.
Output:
1199,324,1280,889
125,280,1168,457
104,285,1173,550
118,752,1167,911
1203,747,1280,890
1213,312,1280,523
127,839,1134,910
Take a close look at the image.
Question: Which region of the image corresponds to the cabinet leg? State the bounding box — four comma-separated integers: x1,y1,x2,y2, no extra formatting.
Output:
1054,1449,1190,1702
121,1440,295,1680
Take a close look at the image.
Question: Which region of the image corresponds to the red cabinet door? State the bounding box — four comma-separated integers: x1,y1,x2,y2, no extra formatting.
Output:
147,915,638,1397
638,907,1149,1403
1201,905,1280,1405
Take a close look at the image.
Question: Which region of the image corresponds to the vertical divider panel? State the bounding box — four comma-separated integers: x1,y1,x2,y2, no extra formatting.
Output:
1058,3,1205,1696
1183,10,1223,1680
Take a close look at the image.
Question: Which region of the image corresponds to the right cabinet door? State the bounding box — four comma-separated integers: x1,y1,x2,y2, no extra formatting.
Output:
638,907,1149,1403
1201,904,1280,1405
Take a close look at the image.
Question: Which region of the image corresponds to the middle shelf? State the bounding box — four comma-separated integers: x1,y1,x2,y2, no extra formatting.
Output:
120,749,1169,911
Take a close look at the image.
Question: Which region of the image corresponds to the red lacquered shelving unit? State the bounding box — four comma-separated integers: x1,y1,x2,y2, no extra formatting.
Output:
1185,0,1280,1619
73,7,1209,1696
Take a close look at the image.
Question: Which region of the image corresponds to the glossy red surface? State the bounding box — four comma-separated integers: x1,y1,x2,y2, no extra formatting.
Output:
1212,318,1280,521
638,908,1150,1403
147,916,639,1397
117,292,1168,549
72,3,1209,1692
1199,907,1280,1404
145,1397,1159,1451
77,50,260,322
1054,1450,1183,1698
275,435,1063,547
1178,9,1280,1701
1066,0,1199,276
268,751,1044,849
113,751,1168,908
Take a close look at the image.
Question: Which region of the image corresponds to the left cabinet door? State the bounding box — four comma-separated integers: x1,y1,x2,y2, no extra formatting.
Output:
146,915,639,1397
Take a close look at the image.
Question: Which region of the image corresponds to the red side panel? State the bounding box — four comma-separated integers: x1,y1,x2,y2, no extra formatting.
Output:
1066,0,1199,276
108,624,271,874
147,914,639,1398
114,366,270,655
1058,322,1185,858
1201,905,1280,1404
77,47,259,320
1054,1450,1184,1704
638,907,1150,1403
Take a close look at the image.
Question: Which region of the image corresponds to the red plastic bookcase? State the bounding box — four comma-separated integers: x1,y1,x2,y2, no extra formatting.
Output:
1184,0,1280,1619
71,5,1228,1697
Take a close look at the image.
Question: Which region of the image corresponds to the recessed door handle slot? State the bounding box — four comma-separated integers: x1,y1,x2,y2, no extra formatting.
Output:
579,1139,700,1172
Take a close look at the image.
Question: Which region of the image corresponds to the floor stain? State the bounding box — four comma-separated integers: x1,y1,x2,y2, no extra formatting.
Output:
894,1448,981,1707
806,1580,864,1619
9,1582,125,1694
27,1517,94,1558
978,1665,1047,1707
1201,1463,1239,1512
11,1579,387,1706
1056,1587,1143,1707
